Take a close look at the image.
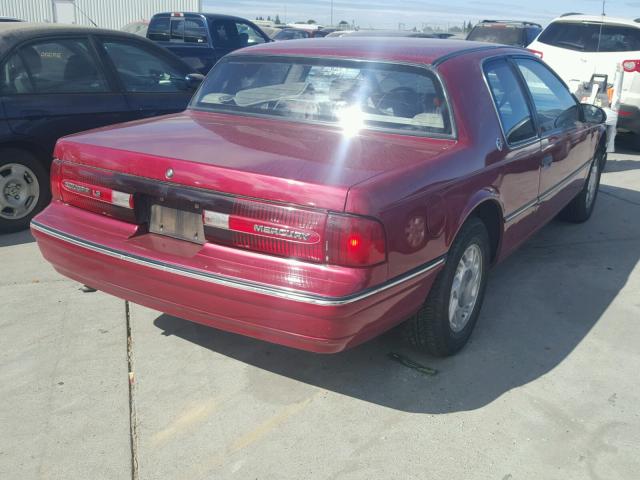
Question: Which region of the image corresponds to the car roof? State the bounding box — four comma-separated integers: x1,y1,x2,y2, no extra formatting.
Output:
341,30,436,38
0,23,187,66
230,37,519,65
152,12,257,23
0,22,141,45
549,14,640,28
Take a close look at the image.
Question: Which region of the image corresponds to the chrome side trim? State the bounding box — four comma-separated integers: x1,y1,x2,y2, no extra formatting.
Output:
503,198,538,223
31,221,446,307
504,158,593,223
539,158,592,202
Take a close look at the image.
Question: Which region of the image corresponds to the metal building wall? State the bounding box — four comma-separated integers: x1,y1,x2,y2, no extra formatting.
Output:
1,0,201,29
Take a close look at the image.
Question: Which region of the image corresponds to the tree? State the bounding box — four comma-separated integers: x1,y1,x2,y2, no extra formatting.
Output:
307,19,316,24
267,15,271,21
275,14,281,24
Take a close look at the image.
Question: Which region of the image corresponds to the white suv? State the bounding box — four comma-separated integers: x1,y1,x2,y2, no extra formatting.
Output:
528,14,640,146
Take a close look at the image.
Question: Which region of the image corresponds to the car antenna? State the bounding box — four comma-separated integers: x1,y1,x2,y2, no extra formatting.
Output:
74,3,98,27
601,0,606,16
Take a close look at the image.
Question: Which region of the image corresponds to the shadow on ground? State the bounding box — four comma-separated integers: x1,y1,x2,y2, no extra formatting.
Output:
154,184,640,413
0,229,34,247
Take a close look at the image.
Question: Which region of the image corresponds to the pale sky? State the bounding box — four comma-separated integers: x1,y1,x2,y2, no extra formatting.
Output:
202,0,638,29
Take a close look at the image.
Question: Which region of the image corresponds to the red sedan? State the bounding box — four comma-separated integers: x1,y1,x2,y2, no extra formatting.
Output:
32,39,607,355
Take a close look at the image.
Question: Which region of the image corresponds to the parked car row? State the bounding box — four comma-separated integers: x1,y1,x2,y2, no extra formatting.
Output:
0,7,615,357
29,37,607,356
528,14,640,147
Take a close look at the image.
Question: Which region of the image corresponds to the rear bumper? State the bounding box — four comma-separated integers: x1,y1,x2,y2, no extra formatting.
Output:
31,218,444,353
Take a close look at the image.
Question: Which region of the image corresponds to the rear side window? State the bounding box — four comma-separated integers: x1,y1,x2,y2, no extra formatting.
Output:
148,15,170,41
235,22,266,45
484,58,536,144
102,40,187,93
0,52,33,94
538,21,640,52
193,57,452,136
515,58,580,133
7,39,108,94
212,21,263,48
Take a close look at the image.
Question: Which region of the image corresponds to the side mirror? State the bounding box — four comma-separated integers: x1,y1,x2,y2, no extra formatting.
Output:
582,103,606,124
185,73,205,89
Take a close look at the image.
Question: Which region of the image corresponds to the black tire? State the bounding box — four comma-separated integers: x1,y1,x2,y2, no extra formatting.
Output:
0,148,50,234
402,217,491,357
559,151,602,224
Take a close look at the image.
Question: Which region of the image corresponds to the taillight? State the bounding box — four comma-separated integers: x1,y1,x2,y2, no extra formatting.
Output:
622,59,640,73
51,159,135,222
326,214,386,267
50,158,63,201
528,49,544,59
203,199,327,263
203,200,387,267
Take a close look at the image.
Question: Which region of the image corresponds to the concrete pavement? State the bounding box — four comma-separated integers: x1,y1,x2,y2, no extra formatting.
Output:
1,144,639,479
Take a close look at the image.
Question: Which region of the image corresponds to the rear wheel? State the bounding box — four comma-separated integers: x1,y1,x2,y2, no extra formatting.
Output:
560,151,602,223
403,217,490,357
0,149,50,233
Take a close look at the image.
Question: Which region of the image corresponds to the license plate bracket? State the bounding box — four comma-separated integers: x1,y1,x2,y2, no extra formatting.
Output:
149,205,205,245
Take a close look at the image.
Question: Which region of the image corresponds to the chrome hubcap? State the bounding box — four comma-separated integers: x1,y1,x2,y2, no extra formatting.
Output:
0,163,40,220
449,243,483,333
585,159,599,208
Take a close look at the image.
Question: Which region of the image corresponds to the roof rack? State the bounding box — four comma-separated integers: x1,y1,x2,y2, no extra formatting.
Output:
479,19,542,28
560,12,583,17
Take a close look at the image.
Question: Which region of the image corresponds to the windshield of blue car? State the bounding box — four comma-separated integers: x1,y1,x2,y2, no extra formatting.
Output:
191,56,453,136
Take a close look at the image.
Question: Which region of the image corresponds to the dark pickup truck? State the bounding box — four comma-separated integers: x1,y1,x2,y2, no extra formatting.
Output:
147,12,271,74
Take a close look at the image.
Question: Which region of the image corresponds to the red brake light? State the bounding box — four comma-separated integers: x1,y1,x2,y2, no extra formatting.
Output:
50,158,63,201
203,201,387,267
326,214,386,267
528,49,544,59
623,59,640,73
203,199,327,263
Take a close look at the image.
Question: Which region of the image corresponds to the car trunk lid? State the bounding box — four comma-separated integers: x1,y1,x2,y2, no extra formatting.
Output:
55,110,454,211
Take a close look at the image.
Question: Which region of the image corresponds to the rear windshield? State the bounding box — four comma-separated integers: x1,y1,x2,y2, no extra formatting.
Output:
147,15,170,41
538,21,640,52
191,57,452,136
467,25,524,46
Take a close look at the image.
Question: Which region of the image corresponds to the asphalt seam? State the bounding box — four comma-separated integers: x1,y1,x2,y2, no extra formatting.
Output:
600,188,640,206
126,300,139,480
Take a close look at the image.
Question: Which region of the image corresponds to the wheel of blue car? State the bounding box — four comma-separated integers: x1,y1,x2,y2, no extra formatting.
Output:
560,150,602,224
0,148,50,234
403,217,490,357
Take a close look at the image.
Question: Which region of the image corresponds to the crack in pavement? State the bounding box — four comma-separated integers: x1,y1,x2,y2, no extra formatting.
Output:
126,300,139,480
600,188,640,206
529,235,640,250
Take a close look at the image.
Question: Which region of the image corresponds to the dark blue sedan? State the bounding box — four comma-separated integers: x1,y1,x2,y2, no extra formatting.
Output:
0,23,203,232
